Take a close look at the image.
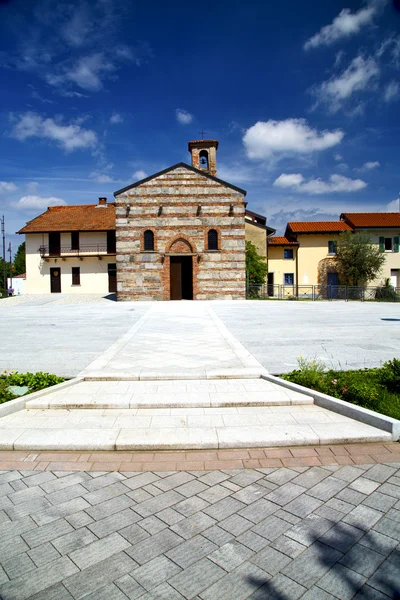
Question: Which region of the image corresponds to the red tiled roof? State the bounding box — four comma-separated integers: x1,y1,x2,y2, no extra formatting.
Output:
268,236,299,246
341,212,400,228
17,204,116,234
287,221,352,233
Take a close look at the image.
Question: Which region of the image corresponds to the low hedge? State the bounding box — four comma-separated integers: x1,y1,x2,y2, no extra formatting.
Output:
0,371,65,404
281,358,400,421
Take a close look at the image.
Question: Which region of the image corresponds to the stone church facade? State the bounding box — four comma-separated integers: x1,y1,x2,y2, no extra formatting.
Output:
114,140,247,301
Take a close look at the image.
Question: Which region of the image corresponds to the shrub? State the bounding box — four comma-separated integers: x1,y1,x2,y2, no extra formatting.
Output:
378,358,400,392
375,280,398,301
0,371,65,404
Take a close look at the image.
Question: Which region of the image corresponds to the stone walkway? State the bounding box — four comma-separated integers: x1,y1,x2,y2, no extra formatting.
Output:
0,454,399,599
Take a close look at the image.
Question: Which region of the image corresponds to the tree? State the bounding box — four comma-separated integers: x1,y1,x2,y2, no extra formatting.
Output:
13,242,26,276
0,258,12,297
246,241,268,286
334,231,386,286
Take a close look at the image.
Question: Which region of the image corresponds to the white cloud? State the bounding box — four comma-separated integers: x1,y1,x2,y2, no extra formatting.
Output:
26,182,39,193
132,170,148,180
12,195,67,210
110,113,123,124
304,6,377,50
384,197,400,211
49,53,115,92
89,172,113,183
383,80,399,102
357,161,380,171
334,153,343,161
273,173,367,194
0,181,17,194
175,109,193,125
313,56,379,112
10,112,97,152
243,119,344,159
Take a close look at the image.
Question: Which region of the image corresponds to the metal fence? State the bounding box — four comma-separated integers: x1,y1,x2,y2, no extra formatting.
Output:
39,244,114,257
246,284,400,302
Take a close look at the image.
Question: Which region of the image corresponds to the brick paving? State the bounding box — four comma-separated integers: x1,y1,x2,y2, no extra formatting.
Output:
0,447,399,598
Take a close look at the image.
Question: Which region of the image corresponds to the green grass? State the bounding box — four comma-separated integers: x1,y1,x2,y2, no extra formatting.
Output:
0,371,65,404
281,357,400,421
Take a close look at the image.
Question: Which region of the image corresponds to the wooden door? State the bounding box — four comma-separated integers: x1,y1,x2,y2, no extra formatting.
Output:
49,232,61,256
108,263,117,293
170,258,182,300
50,268,61,293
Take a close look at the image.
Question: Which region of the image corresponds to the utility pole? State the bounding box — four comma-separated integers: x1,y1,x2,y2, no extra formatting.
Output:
1,215,6,297
8,242,12,291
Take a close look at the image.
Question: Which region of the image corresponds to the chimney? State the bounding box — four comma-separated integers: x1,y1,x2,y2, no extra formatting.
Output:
98,197,107,206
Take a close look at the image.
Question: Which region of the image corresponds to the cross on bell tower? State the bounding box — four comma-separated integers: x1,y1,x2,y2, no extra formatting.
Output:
188,138,219,177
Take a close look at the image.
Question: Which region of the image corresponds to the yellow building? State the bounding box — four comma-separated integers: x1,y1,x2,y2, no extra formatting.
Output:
267,212,400,295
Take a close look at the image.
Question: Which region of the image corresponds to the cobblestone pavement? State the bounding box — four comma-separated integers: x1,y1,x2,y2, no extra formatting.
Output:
0,454,399,598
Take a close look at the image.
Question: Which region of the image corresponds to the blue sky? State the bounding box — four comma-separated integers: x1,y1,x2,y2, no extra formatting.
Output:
0,0,399,253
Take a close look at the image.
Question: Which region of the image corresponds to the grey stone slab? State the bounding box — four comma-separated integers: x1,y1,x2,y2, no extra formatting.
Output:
197,471,230,486
343,505,384,531
300,589,338,600
2,551,36,580
40,472,92,494
318,521,364,553
46,483,89,507
340,543,386,577
87,506,140,538
252,515,293,541
362,552,400,598
142,483,165,496
359,530,399,555
85,494,135,521
362,490,398,512
168,557,225,599
0,556,78,600
153,472,195,492
208,540,254,571
201,524,235,546
139,515,168,535
126,528,184,565
227,471,264,487
28,582,74,600
82,481,131,505
130,555,182,591
325,497,357,515
386,507,400,523
238,498,280,524
63,550,138,599
378,482,400,500
313,504,345,523
0,515,38,538
336,487,368,506
23,471,57,488
0,533,30,559
7,485,46,506
353,584,393,600
80,472,126,492
373,516,400,541
270,535,307,559
199,561,270,600
0,509,11,525
236,530,269,553
65,509,94,529
174,496,210,517
198,484,232,504
363,464,397,484
283,493,323,518
52,526,98,555
171,511,216,540
349,477,381,495
219,513,253,536
115,574,146,600
21,518,74,549
28,542,61,567
134,490,184,518
0,565,7,585
274,508,301,525
307,476,348,501
316,564,367,600
264,468,298,485
281,541,343,588
157,507,185,526
138,582,185,599
266,482,307,507
248,573,307,600
292,466,331,489
68,531,131,570
118,522,150,545
175,480,209,498
5,496,52,520
82,583,129,600
285,513,335,547
127,488,153,503
166,535,218,569
31,497,91,526
334,466,367,483
203,497,245,521
231,483,270,505
250,545,292,576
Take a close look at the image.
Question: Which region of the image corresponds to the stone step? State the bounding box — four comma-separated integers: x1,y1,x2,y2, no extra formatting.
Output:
0,406,392,450
25,379,313,410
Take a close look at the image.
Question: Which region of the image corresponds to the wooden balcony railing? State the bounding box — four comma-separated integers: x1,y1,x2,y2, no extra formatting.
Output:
39,245,116,258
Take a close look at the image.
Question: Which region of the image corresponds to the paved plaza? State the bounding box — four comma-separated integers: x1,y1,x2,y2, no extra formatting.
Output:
1,295,400,376
0,450,399,599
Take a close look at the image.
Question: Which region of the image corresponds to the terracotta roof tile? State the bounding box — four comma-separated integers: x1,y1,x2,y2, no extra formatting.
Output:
268,236,299,246
287,221,352,233
17,204,116,234
342,212,400,228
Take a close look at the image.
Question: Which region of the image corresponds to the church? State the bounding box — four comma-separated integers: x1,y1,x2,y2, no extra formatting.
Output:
18,139,272,300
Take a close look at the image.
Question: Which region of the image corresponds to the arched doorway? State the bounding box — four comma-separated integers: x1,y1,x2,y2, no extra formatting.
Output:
168,238,194,300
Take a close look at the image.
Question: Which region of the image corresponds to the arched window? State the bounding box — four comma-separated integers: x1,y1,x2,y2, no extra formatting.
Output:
144,230,154,251
199,150,209,169
208,229,218,251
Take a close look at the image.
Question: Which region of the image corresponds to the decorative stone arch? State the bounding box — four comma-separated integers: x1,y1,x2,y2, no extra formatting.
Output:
141,227,158,252
166,234,196,254
318,257,338,298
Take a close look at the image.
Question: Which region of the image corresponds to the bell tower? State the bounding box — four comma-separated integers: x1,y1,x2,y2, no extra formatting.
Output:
188,139,219,177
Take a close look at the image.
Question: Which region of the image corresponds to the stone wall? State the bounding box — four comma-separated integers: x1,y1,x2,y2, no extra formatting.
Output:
115,166,246,300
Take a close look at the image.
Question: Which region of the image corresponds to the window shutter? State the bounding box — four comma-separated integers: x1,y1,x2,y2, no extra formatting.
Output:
394,236,399,253
379,236,385,252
